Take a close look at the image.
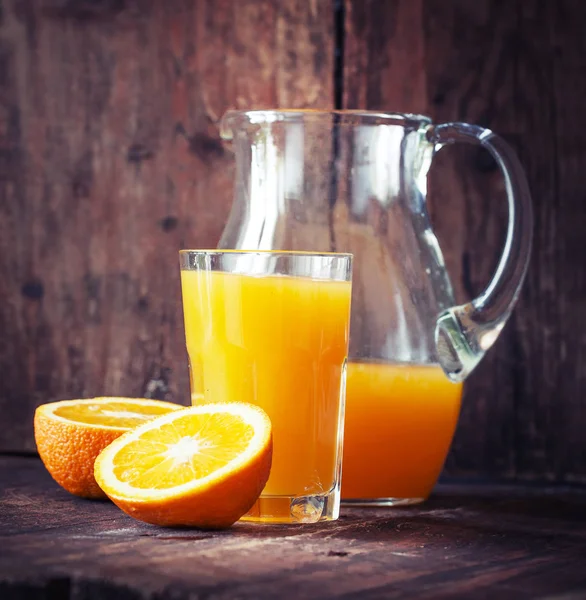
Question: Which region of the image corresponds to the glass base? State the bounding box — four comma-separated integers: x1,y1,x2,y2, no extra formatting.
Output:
240,493,340,524
341,497,426,507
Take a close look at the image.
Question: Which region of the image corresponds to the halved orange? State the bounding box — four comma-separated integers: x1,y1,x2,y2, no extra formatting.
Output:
34,397,182,499
94,402,273,529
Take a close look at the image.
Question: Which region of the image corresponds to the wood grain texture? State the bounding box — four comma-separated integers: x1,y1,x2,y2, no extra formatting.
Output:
1,0,585,483
2,456,586,599
0,0,334,451
343,0,586,483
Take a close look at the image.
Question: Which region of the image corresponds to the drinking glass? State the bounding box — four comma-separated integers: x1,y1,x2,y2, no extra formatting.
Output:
179,250,353,523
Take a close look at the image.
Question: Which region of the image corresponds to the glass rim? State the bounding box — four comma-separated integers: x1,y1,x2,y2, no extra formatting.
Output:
221,109,432,138
179,249,353,259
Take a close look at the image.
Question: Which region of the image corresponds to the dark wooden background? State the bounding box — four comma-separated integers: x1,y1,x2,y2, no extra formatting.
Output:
1,0,585,484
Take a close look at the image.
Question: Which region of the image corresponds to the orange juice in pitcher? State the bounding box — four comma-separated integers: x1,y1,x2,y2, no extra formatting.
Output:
341,362,463,503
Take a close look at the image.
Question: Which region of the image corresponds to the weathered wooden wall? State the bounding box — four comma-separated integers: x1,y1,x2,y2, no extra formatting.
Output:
1,0,585,483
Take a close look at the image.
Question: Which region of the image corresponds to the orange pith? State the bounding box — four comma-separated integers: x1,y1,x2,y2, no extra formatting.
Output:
34,398,182,499
94,403,273,529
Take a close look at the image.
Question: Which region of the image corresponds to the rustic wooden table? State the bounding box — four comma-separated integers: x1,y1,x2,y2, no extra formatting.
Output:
2,455,586,599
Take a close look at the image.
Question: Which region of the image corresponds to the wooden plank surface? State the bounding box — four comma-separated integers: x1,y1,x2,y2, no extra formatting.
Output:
0,0,334,452
2,456,586,599
343,0,586,483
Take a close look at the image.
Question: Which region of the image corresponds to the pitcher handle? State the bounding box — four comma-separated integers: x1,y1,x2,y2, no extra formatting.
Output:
426,122,533,382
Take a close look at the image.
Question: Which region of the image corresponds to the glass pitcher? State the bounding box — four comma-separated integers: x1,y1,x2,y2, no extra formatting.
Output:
218,110,532,506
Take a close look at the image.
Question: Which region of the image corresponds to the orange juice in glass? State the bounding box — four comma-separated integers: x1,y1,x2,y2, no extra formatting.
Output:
179,250,352,523
341,362,463,504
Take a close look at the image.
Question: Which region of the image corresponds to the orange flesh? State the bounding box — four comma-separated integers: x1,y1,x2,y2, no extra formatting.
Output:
54,402,174,429
112,412,255,489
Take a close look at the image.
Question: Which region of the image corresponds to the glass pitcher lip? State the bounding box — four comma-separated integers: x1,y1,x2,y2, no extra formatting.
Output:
220,109,432,138
179,249,353,258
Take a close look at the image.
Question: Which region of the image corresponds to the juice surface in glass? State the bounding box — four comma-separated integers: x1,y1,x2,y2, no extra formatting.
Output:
180,269,352,521
341,362,463,503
